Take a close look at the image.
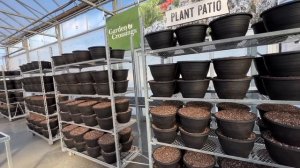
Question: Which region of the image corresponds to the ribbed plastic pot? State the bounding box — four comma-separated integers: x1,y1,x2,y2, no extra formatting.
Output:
81,114,97,126
145,30,176,50
254,57,269,76
96,116,113,130
79,83,95,95
121,135,133,152
253,75,268,96
178,79,210,98
62,53,76,64
93,83,110,95
86,145,101,158
149,63,177,81
117,108,132,123
179,127,209,149
178,61,210,80
91,70,108,83
149,80,176,97
102,150,117,164
113,69,129,81
88,46,106,60
175,24,208,45
114,80,129,93
73,50,91,62
76,71,94,83
178,112,211,133
52,56,65,66
251,21,267,34
152,124,177,143
111,49,125,59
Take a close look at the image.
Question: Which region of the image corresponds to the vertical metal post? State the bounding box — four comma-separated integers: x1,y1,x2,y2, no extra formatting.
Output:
2,66,12,121
23,38,30,63
5,140,13,168
55,25,63,55
104,27,121,168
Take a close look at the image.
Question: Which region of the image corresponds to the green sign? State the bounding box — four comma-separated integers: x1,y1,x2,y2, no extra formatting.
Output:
106,6,141,50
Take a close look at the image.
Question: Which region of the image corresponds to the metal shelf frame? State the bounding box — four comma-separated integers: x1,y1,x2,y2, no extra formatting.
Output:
0,132,13,168
52,33,143,168
22,61,59,145
140,26,300,168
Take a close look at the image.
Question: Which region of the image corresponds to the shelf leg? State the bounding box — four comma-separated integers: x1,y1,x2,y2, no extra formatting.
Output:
5,141,13,168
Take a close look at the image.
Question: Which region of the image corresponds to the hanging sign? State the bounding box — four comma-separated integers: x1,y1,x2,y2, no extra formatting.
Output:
165,0,229,27
106,6,141,50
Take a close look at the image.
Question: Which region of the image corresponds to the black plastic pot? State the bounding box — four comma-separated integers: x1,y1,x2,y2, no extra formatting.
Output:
150,109,176,129
262,51,300,77
93,103,112,118
60,111,72,121
153,146,181,168
261,1,300,32
253,75,268,96
68,84,81,94
152,124,177,143
62,53,75,64
91,70,108,83
117,108,132,123
94,83,110,95
98,137,115,153
52,56,65,66
254,57,269,76
71,113,83,124
212,56,254,79
86,145,101,158
84,132,104,148
74,141,86,152
57,85,69,94
215,111,256,139
54,75,65,85
63,137,74,148
183,151,216,168
73,50,91,62
262,76,300,100
76,71,94,83
216,129,255,158
96,116,113,130
78,101,98,115
145,30,176,50
114,80,128,93
251,21,267,34
149,80,175,97
149,63,177,81
63,73,78,84
111,49,125,59
42,127,59,138
262,132,300,168
41,118,58,129
102,150,117,164
115,98,129,113
179,127,209,149
88,46,106,60
178,110,211,133
121,135,133,152
59,100,74,112
178,61,210,80
209,13,252,40
82,114,97,126
175,24,208,45
79,83,96,95
178,79,209,98
113,69,128,81
257,118,268,133
212,77,251,99
119,127,132,143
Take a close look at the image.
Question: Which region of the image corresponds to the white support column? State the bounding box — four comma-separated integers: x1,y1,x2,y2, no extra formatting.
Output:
55,25,63,55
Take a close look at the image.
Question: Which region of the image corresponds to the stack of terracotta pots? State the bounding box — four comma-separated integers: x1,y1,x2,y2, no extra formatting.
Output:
26,113,58,138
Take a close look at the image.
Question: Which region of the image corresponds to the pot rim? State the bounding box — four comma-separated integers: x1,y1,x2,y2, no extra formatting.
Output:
148,80,176,84
114,80,129,83
260,1,300,17
178,60,211,64
262,131,300,152
178,110,211,120
262,50,300,57
215,110,257,123
264,111,300,129
212,77,252,82
148,63,177,67
88,46,106,50
72,50,89,52
150,110,177,117
212,56,254,62
215,129,256,143
153,146,181,166
261,76,300,80
209,13,252,26
152,124,177,132
145,29,174,37
177,79,210,83
86,145,101,150
81,114,97,118
113,69,129,72
183,152,216,168
111,49,125,52
117,108,132,114
175,24,208,31
91,70,108,73
96,116,112,120
179,126,210,137
62,53,73,56
52,55,63,58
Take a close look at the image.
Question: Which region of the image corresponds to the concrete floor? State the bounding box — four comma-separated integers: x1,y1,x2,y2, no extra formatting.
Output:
0,117,148,168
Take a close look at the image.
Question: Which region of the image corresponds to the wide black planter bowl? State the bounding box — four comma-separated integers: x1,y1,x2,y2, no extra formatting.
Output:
150,106,177,129
102,150,117,164
149,80,176,97
175,24,208,45
178,79,210,98
215,110,257,139
264,111,300,147
119,127,132,143
152,124,177,143
121,135,133,152
86,145,101,158
251,21,267,34
79,83,96,95
63,137,74,148
217,102,250,111
253,75,268,96
262,51,300,77
81,114,98,127
52,56,65,66
149,63,177,81
178,61,210,80
145,29,176,50
76,71,94,83
93,83,110,95
113,80,129,93
216,129,256,158
88,46,106,60
209,13,252,40
96,116,113,130
63,73,78,84
113,69,129,81
53,75,65,85
57,85,69,94
183,151,216,168
68,84,81,94
179,127,210,149
262,76,300,100
262,132,300,168
91,70,108,83
254,57,269,76
62,53,76,64
212,56,254,79
261,1,300,32
71,113,83,124
72,50,91,62
153,146,181,168
74,141,86,152
111,49,125,59
212,77,252,99
60,111,72,121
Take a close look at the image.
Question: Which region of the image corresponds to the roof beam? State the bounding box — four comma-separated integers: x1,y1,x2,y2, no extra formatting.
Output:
79,0,114,16
0,26,56,37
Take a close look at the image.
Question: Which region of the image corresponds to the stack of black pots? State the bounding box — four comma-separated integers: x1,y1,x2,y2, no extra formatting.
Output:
253,57,269,96
0,91,23,103
25,95,56,115
26,113,58,138
52,46,125,66
22,76,54,92
0,80,22,90
215,104,257,158
20,61,51,72
212,56,254,99
55,69,129,95
0,71,20,76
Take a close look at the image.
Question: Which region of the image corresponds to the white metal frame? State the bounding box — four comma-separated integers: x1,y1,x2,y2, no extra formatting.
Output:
0,132,13,168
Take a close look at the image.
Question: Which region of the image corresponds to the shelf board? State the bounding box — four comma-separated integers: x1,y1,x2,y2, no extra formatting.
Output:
60,118,136,134
151,132,292,168
28,110,58,117
53,58,132,70
146,27,300,57
22,69,52,74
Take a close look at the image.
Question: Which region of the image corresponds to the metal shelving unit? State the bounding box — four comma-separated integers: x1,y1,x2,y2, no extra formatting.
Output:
0,69,26,121
52,34,143,168
141,28,300,168
0,132,13,168
22,61,60,145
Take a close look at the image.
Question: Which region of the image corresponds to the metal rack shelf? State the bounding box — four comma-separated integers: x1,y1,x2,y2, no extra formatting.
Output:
0,75,22,80
0,89,23,92
146,27,300,57
28,129,60,144
22,69,52,74
28,110,58,118
0,112,27,120
151,132,292,168
58,91,133,98
25,91,55,94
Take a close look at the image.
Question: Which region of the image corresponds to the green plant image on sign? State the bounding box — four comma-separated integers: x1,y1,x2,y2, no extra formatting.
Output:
106,6,141,50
